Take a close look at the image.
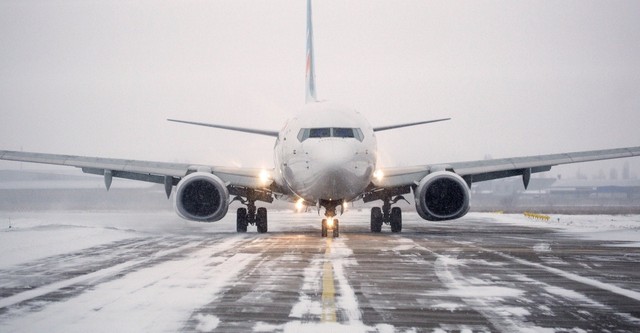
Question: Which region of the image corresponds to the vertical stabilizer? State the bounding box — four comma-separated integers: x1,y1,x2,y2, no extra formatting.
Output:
305,0,318,103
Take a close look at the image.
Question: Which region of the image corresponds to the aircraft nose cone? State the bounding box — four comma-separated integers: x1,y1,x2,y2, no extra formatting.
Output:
307,139,372,201
315,140,353,170
282,137,374,203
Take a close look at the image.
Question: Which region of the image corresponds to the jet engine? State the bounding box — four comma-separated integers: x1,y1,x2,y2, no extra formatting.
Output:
414,171,470,221
174,172,229,222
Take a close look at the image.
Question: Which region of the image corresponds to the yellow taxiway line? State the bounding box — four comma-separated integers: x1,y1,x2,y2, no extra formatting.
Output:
321,237,337,322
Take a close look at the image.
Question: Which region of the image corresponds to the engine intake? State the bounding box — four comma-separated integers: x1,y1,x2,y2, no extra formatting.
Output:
174,172,229,222
415,171,470,221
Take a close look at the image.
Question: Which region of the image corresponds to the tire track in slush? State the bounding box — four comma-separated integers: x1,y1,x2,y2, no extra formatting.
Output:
251,235,387,332
399,236,557,332
185,234,317,332
0,237,164,296
183,233,373,332
404,235,640,331
0,235,258,332
0,235,253,315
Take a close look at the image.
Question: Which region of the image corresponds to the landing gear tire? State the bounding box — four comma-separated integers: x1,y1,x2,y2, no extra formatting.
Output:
390,207,402,233
371,207,383,233
333,219,340,238
256,207,268,233
321,219,328,237
236,208,248,233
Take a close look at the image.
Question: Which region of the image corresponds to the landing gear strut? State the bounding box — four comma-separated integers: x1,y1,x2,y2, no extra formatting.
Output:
234,190,269,233
370,195,406,233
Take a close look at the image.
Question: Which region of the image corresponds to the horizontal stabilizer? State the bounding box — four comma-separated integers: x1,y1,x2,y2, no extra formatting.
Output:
372,118,451,132
168,119,279,137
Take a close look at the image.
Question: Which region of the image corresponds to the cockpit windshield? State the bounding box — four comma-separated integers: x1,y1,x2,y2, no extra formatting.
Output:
309,128,331,138
333,128,355,138
298,128,364,142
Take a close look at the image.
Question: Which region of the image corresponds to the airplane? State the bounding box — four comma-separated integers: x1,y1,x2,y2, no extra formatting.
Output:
1,0,639,237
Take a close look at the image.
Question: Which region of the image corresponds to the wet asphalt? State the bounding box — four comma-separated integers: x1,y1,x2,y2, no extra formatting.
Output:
1,212,639,332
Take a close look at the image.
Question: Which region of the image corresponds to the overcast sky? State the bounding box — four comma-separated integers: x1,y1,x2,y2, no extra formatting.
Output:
1,0,639,178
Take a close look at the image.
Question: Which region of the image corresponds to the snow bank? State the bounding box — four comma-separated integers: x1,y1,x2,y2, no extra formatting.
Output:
479,213,640,246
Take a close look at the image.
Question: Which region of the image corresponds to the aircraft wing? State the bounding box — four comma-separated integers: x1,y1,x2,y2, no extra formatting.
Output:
372,146,640,189
0,150,274,196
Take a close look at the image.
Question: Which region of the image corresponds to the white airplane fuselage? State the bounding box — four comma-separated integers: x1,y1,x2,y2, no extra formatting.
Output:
273,102,377,204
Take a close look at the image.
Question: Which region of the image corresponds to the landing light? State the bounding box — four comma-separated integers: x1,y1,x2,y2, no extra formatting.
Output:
259,169,270,184
373,169,384,182
295,198,305,211
327,217,334,227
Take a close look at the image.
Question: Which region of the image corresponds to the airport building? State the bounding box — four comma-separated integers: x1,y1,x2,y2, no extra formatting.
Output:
471,177,640,214
2,170,639,214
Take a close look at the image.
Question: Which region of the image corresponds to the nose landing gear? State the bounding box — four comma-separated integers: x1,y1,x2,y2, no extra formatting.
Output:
319,199,341,238
321,217,339,238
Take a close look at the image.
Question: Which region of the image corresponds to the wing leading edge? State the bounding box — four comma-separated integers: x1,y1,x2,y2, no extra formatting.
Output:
372,118,451,132
0,150,274,197
372,146,640,189
167,119,279,137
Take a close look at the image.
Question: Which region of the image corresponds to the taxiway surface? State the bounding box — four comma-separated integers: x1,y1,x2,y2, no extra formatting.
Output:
1,211,639,332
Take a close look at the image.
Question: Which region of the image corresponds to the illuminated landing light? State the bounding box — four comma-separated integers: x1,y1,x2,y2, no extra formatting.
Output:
295,198,305,212
339,201,349,214
373,169,384,182
259,169,271,185
326,217,334,228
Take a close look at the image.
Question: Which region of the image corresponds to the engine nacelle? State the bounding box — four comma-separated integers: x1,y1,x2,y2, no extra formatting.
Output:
174,172,229,222
414,171,470,221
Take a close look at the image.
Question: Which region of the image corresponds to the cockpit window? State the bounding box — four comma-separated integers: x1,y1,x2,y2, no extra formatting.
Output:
354,128,364,141
309,128,331,138
333,128,354,138
297,129,308,142
297,128,364,142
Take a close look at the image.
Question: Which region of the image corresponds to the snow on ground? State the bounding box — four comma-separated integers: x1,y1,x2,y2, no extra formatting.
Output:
478,213,640,246
0,211,221,268
1,237,255,333
2,211,640,270
1,210,639,332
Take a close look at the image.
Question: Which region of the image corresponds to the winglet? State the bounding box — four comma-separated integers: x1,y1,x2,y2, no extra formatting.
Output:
305,0,318,103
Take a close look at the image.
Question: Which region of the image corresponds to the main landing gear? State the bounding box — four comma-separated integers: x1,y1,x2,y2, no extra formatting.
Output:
236,199,268,233
370,196,406,233
232,188,272,233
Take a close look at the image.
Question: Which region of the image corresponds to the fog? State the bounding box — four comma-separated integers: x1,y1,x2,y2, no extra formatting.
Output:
1,0,639,177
